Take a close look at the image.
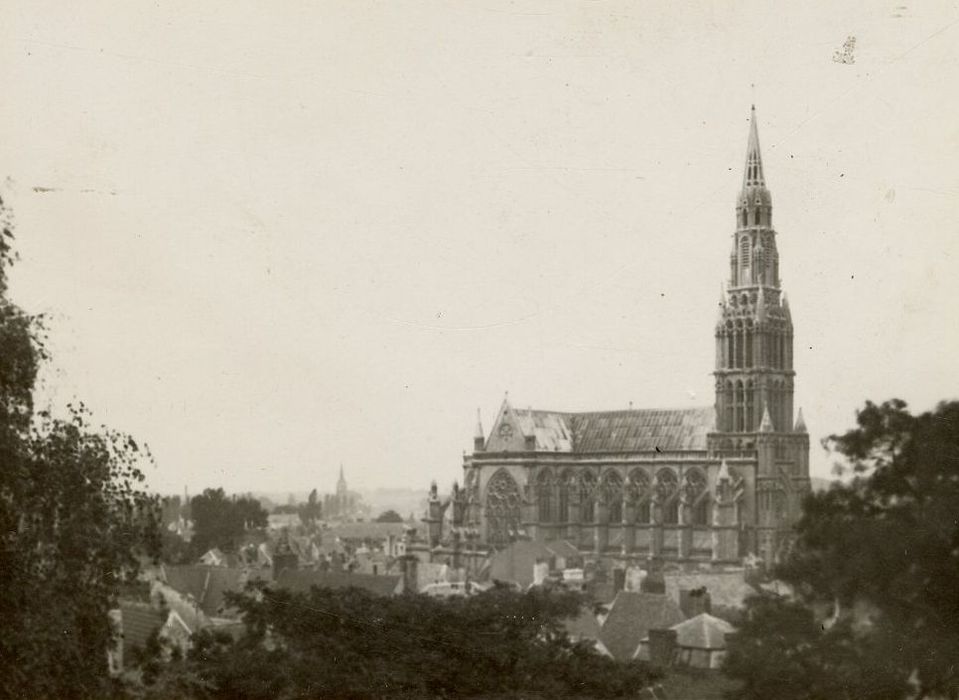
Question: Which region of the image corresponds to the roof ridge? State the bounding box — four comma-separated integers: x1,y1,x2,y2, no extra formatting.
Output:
516,405,713,415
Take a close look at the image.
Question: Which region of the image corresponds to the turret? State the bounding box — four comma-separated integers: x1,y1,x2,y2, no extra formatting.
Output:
474,408,485,452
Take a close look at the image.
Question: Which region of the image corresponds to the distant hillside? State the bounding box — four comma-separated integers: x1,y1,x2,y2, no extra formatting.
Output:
359,488,428,521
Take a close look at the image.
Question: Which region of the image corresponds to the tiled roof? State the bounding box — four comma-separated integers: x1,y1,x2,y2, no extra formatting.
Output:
666,613,735,650
563,606,602,641
569,408,715,452
119,602,164,659
491,405,715,453
274,569,401,597
161,565,245,618
598,592,686,662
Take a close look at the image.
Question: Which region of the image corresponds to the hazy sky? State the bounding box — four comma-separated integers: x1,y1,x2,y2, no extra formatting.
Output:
1,1,957,495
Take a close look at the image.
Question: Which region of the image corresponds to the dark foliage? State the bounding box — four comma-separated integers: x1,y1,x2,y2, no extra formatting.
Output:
298,488,322,530
0,197,160,698
140,585,658,699
725,399,959,700
374,508,404,523
190,487,268,555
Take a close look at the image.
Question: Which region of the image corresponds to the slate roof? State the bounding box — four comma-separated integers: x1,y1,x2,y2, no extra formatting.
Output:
275,569,401,597
161,565,245,618
569,408,715,452
664,613,735,650
119,602,165,659
563,606,602,641
598,592,686,662
493,406,715,453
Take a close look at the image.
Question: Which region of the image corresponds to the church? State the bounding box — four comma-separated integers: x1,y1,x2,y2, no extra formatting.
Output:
436,108,810,566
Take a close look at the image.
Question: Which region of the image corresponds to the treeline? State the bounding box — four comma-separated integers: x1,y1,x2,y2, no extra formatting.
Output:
725,399,959,700
133,585,659,700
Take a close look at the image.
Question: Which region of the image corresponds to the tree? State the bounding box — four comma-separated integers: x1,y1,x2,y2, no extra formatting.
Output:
375,508,404,523
725,593,908,700
725,399,959,699
0,196,160,698
138,585,659,699
191,488,268,554
298,488,321,529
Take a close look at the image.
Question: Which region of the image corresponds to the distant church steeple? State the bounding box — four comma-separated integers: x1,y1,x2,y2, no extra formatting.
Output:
715,107,795,435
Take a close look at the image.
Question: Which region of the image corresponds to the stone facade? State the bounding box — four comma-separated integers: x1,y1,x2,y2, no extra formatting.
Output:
445,108,810,566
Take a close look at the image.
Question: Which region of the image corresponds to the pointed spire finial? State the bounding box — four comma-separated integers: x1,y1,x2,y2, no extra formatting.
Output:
475,408,484,439
794,407,807,433
759,406,774,432
742,106,766,191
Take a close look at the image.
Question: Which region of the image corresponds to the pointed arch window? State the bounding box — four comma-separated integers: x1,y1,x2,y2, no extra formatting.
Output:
725,380,735,432
485,470,522,548
601,471,624,523
655,470,680,525
580,472,597,523
683,470,709,526
627,470,652,524
536,470,553,523
694,496,712,526
740,237,751,283
558,471,572,523
735,381,745,432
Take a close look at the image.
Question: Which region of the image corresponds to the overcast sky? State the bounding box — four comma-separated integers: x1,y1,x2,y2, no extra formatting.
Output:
1,1,957,495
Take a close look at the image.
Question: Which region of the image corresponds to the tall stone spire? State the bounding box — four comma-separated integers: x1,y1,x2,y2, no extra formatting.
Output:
742,105,766,189
715,106,794,435
735,106,773,250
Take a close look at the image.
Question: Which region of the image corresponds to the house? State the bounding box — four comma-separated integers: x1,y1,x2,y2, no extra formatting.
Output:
155,564,270,620
563,606,612,658
663,568,758,618
108,601,193,676
484,539,580,589
274,568,403,597
635,613,736,669
598,591,686,662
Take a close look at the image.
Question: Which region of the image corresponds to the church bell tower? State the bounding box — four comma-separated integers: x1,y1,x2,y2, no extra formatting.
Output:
714,106,795,438
711,107,810,563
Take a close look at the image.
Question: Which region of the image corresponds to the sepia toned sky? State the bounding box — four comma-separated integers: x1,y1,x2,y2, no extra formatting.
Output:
1,1,957,495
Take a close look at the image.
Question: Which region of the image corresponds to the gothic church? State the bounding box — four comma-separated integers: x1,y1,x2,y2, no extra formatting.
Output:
448,108,810,565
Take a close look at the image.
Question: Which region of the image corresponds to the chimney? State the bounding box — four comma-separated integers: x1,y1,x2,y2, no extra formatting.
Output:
679,586,712,618
613,568,626,593
272,530,299,579
647,629,678,668
400,553,419,594
640,569,665,595
533,560,549,587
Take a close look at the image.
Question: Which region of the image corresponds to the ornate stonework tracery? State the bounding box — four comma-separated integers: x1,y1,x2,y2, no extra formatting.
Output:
484,469,522,547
